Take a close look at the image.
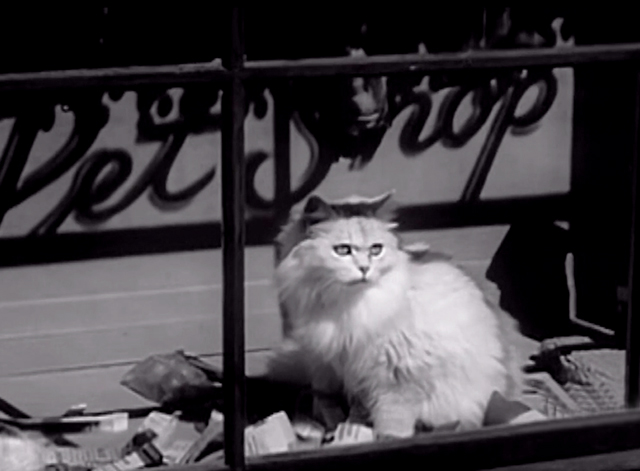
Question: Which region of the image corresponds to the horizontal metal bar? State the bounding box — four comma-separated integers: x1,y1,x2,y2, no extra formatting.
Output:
0,43,640,92
164,450,640,471
0,62,229,92
244,43,640,78
247,410,640,471
159,450,640,471
159,409,640,471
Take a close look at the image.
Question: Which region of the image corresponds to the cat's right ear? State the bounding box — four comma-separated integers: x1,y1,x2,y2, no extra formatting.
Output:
302,195,335,225
371,190,398,221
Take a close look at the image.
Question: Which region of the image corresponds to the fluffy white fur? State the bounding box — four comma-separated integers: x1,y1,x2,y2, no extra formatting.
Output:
269,194,522,438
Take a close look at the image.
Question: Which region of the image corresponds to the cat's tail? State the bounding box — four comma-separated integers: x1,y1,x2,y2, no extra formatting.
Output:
264,338,312,386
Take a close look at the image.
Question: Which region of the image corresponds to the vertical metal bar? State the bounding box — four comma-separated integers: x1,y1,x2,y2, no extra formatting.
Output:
274,84,291,212
626,68,640,408
272,83,292,263
460,83,520,203
221,4,246,469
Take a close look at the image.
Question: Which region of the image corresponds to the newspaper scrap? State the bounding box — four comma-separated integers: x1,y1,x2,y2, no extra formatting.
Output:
522,371,583,418
161,439,196,465
324,422,375,447
41,446,121,467
245,411,297,457
92,452,147,471
39,409,203,469
94,441,163,471
179,409,224,464
483,390,548,427
0,412,128,434
182,410,316,462
137,411,179,451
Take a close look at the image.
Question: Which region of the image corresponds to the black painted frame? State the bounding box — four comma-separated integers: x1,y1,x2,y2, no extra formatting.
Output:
3,5,640,471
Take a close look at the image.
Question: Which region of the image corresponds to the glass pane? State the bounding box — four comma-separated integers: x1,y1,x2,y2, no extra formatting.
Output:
1,5,638,470
237,4,636,464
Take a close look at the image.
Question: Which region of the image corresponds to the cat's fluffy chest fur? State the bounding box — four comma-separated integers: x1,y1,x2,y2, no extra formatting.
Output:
270,193,521,437
277,251,510,435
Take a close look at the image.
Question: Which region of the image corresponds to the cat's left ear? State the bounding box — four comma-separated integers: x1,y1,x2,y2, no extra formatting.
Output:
302,195,336,225
370,190,397,221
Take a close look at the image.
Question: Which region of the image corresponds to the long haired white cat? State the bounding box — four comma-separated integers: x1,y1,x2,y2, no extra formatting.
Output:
270,192,522,438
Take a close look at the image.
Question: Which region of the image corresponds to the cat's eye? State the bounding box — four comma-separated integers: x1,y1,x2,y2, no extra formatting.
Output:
369,243,384,256
333,244,352,256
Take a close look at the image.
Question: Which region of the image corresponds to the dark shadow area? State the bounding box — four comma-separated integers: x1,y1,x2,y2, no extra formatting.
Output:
486,221,573,341
0,5,584,73
568,6,640,344
0,4,225,73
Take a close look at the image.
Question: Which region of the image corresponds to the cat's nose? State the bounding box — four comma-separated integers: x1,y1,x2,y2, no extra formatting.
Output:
359,266,370,277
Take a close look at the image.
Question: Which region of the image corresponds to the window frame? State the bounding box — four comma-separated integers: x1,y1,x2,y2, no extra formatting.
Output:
3,5,640,470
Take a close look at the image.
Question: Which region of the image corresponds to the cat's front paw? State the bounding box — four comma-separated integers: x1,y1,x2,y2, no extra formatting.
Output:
371,394,420,439
372,412,417,439
373,424,415,439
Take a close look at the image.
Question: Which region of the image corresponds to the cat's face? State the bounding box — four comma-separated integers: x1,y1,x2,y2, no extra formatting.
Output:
302,216,402,285
275,191,397,263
